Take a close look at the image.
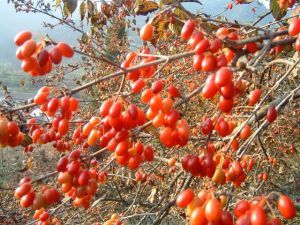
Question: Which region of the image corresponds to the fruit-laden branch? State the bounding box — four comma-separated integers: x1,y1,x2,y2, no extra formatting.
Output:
13,80,204,189
8,21,298,113
10,51,195,112
90,83,204,158
223,58,300,154
237,85,300,159
226,29,288,46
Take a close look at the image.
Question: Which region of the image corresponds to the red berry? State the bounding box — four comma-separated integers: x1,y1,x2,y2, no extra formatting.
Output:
277,195,296,219
288,18,300,36
176,189,195,208
266,106,277,123
181,20,196,41
215,67,233,87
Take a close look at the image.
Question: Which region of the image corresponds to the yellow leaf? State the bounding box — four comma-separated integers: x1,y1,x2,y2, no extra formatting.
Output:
88,0,95,16
149,14,169,45
26,157,33,170
79,1,87,21
54,0,61,11
63,3,71,17
135,1,159,16
63,0,78,15
173,7,189,21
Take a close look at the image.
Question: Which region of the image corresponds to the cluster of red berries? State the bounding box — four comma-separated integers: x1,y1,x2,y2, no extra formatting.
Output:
181,152,216,177
224,160,246,187
234,195,296,224
239,156,255,172
182,20,253,69
72,99,154,170
14,177,60,210
52,139,72,152
120,48,190,149
56,150,99,208
203,67,236,113
180,20,254,115
26,116,72,151
181,21,231,72
257,172,269,182
176,188,297,225
176,189,233,225
122,48,189,150
34,87,79,118
135,170,148,182
248,89,262,106
33,208,62,225
201,116,237,138
14,31,74,76
27,118,56,144
216,26,259,54
0,118,24,148
213,155,255,186
26,86,79,148
122,50,157,82
24,145,34,152
139,80,190,148
268,156,277,166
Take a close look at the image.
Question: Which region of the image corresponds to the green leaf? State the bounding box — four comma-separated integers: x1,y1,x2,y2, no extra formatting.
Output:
79,1,87,21
55,0,61,10
270,0,287,20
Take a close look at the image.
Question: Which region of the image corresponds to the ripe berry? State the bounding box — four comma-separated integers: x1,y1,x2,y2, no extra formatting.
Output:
266,106,277,123
176,189,195,208
181,19,196,41
14,31,32,46
248,89,262,106
195,39,210,54
288,18,300,36
57,42,74,58
140,24,154,41
21,40,37,58
215,67,233,87
49,47,62,64
202,54,217,72
277,195,296,219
